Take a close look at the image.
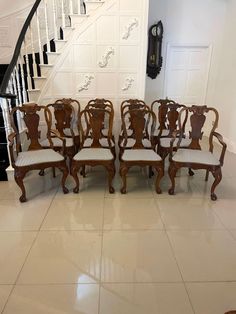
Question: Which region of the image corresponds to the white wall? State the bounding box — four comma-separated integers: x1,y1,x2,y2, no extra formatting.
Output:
0,1,34,64
212,0,236,153
145,0,227,106
0,0,34,18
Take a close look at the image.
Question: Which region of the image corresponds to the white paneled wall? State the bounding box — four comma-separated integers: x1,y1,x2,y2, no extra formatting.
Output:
38,0,149,126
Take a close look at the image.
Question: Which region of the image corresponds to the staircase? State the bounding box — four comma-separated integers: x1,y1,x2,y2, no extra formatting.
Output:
0,0,149,180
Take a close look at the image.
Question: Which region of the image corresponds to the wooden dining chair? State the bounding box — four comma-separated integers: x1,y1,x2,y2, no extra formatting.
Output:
8,103,69,202
168,105,227,201
118,99,151,159
41,98,80,163
119,107,164,194
71,106,116,193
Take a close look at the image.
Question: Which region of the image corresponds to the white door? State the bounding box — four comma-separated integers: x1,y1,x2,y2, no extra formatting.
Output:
164,44,211,104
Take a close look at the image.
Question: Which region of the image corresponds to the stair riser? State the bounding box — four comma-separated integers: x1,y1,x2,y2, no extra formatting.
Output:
85,2,103,14
47,54,60,64
33,78,46,89
70,15,88,26
28,90,40,102
62,28,74,39
54,41,67,52
40,66,53,76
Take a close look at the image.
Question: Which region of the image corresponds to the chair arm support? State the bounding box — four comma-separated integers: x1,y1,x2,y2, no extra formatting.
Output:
212,131,227,166
8,132,17,166
49,129,66,156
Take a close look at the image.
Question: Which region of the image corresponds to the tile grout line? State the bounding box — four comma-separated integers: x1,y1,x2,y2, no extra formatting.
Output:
98,194,106,314
211,207,236,241
0,190,58,314
165,228,196,314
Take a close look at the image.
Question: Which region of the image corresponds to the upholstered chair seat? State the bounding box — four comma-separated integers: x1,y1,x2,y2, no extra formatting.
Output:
84,138,115,148
160,137,191,148
154,129,169,137
41,137,74,147
73,148,113,161
120,138,152,149
15,149,64,167
122,149,162,162
172,149,220,166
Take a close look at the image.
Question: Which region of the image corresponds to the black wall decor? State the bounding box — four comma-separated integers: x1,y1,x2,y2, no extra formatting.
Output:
147,20,164,79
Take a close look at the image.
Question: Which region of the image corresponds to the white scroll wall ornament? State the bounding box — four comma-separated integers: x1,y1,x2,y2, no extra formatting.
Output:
122,77,134,91
122,18,139,40
98,47,115,68
78,74,94,92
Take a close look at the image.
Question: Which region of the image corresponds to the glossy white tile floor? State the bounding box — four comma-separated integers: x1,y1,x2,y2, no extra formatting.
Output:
0,150,236,314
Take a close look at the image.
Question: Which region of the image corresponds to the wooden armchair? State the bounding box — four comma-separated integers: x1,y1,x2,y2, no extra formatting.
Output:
71,106,116,194
168,105,227,201
119,107,164,194
118,99,151,159
41,98,80,163
8,103,69,202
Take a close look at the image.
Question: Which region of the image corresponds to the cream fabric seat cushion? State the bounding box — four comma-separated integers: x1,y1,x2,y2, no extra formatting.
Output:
41,137,74,147
154,129,169,137
173,149,220,165
120,138,151,148
160,138,191,148
15,149,64,167
84,138,115,147
73,148,113,161
122,149,162,161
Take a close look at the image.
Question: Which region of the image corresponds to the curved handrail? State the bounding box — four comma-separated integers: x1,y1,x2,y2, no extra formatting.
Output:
0,0,42,95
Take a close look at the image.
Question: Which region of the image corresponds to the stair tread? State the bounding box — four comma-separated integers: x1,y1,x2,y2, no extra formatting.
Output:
70,13,89,16
54,39,67,42
46,52,61,55
39,64,53,67
84,0,105,3
28,89,40,92
62,27,75,30
33,76,46,79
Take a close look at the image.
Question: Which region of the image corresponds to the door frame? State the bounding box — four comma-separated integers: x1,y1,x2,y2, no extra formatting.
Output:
163,43,213,104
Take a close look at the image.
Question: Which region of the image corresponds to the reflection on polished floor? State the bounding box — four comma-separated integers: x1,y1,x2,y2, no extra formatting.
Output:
0,150,236,314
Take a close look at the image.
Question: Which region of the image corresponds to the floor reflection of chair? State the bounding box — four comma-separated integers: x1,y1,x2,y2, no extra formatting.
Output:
8,103,69,202
71,106,116,193
119,107,164,194
168,105,227,201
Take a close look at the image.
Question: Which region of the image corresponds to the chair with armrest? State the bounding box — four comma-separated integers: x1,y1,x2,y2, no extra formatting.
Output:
168,105,227,201
8,103,69,202
41,98,80,163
